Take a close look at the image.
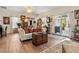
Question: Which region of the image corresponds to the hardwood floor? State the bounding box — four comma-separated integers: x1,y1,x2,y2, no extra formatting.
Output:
0,33,67,53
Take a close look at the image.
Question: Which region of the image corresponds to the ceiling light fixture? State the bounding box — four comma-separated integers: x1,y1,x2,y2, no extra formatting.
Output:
26,6,32,13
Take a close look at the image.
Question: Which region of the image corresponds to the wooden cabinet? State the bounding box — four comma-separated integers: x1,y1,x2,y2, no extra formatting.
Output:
32,32,48,46
42,33,48,43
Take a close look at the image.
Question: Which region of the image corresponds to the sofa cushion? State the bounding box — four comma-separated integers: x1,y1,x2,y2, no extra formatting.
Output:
62,41,79,53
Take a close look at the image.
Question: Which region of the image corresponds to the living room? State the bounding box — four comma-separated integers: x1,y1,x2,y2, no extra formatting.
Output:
0,6,79,53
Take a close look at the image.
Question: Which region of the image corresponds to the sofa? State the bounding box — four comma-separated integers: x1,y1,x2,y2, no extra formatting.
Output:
18,28,32,41
62,40,79,53
41,40,79,53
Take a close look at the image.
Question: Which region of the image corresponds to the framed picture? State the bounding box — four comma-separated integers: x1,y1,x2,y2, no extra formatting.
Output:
3,17,10,24
74,10,79,19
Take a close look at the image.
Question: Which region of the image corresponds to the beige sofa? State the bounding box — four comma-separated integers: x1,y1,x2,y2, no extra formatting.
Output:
41,40,79,53
18,28,32,41
62,40,79,53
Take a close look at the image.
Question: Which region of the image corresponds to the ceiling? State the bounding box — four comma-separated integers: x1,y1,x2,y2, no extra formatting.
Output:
0,6,58,15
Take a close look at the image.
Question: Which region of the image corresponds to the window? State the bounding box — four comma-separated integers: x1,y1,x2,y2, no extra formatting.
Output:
11,17,21,28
